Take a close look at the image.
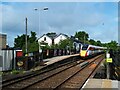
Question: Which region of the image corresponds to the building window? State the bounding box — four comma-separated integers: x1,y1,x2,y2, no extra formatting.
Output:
60,36,62,39
44,37,46,41
52,39,54,45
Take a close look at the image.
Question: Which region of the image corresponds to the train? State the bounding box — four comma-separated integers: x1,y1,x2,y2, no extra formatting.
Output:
80,44,107,58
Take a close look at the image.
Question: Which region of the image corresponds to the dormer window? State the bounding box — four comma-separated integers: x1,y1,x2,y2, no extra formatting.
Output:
44,37,46,41
60,36,62,39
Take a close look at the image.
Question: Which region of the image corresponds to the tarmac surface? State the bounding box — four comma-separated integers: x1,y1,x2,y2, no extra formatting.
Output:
82,79,120,89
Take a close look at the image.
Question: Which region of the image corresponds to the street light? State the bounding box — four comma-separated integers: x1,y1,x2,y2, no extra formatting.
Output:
34,7,48,11
84,35,85,44
25,17,28,56
34,7,48,61
34,7,48,34
34,7,48,53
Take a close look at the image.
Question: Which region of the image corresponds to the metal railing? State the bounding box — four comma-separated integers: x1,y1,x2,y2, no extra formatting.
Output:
109,50,120,80
16,49,78,70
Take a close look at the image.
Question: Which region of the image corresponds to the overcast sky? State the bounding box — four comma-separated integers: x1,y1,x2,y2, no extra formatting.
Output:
1,1,118,47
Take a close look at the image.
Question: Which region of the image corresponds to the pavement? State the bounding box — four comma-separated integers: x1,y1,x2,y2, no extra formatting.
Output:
82,79,120,89
43,54,79,65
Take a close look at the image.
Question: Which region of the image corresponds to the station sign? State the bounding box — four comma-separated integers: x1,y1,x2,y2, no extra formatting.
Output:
106,53,110,58
106,58,113,63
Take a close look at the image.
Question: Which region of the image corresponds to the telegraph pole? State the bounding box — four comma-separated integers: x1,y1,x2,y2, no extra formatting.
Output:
84,35,85,44
25,17,28,56
106,51,110,79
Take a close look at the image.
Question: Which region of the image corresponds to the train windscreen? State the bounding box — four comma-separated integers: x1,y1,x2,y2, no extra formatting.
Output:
82,44,89,50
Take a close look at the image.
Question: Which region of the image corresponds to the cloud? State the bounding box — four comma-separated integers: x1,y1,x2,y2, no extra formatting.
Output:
0,4,2,33
78,13,104,27
2,4,22,32
46,13,74,28
1,2,118,46
2,0,120,2
114,17,118,22
89,26,118,43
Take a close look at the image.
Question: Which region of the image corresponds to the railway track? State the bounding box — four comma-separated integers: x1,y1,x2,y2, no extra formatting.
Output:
2,56,83,89
55,54,104,89
2,54,105,90
26,54,104,89
2,55,80,83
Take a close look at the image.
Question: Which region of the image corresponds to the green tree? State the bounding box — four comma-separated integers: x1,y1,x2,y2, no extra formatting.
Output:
14,34,29,48
107,40,118,50
74,31,89,43
89,39,102,46
89,39,96,45
22,41,39,53
96,40,102,46
101,40,118,51
29,31,37,43
50,44,59,49
58,38,73,49
14,31,39,53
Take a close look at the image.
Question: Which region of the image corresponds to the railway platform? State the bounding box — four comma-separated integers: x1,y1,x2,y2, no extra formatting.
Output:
32,54,79,71
44,54,79,65
2,54,80,81
82,79,120,89
3,54,119,89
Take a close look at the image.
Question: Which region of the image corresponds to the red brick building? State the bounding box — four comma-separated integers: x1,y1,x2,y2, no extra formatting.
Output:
0,33,7,49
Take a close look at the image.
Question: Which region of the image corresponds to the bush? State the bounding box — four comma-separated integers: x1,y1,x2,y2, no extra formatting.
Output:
11,69,20,74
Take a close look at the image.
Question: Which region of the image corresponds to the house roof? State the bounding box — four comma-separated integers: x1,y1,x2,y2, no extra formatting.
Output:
37,34,50,40
47,33,58,39
54,33,69,39
0,33,7,38
58,33,68,38
38,33,69,40
70,36,82,43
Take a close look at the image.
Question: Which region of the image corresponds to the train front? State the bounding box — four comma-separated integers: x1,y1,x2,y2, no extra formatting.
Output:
80,44,89,57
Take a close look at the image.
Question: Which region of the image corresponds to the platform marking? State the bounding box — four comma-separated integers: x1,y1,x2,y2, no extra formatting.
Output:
81,79,90,89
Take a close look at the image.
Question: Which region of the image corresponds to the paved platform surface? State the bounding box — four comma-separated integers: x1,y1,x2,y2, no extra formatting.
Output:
43,54,79,65
82,79,120,89
32,54,79,71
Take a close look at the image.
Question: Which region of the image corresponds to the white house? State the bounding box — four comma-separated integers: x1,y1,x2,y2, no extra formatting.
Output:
38,33,68,46
54,33,68,44
38,34,53,46
38,33,83,53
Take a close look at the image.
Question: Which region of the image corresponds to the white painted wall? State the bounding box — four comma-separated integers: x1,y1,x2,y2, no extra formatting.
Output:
54,34,67,44
38,35,52,46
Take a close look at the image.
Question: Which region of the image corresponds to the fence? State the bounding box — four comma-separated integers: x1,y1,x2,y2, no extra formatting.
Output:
109,50,120,80
16,49,78,70
0,49,14,71
0,49,23,71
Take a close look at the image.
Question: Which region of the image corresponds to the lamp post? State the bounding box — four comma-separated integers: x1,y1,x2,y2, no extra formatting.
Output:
84,35,85,44
25,17,28,56
34,7,48,54
34,7,48,62
34,7,48,34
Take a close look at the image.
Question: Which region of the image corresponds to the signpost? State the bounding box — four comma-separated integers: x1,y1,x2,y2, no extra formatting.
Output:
106,51,112,79
106,58,113,63
106,52,112,63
